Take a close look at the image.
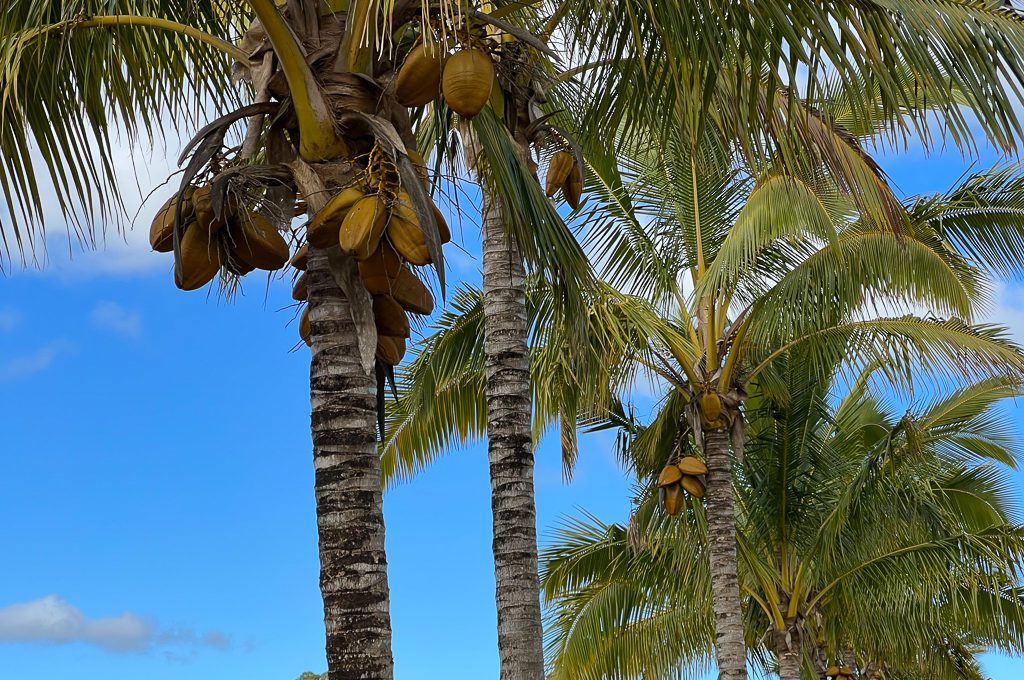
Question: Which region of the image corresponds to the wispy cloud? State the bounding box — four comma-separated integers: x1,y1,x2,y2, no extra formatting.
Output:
90,301,142,339
0,595,229,655
0,340,73,382
0,308,20,333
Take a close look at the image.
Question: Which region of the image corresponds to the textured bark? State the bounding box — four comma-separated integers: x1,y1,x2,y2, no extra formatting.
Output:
703,424,748,680
481,191,546,680
307,245,394,680
775,628,802,680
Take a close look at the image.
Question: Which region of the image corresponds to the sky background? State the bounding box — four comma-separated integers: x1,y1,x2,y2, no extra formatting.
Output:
3,129,1024,680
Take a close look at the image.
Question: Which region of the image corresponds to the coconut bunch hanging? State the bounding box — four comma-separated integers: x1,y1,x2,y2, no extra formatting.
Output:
545,150,584,210
395,16,502,119
299,146,449,361
658,456,709,515
825,667,858,679
150,183,290,291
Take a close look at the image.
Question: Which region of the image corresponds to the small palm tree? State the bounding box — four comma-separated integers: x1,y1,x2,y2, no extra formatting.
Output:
541,370,1024,680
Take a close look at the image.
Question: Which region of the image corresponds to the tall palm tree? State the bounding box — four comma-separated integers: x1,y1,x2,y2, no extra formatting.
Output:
0,3,580,678
542,369,1024,680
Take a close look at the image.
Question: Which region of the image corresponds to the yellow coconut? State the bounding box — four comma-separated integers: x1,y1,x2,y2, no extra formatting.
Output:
680,474,706,499
441,48,494,118
232,213,290,270
359,241,405,281
191,185,235,235
292,273,308,301
677,456,708,475
562,160,583,209
150,191,195,252
406,148,430,187
308,186,366,249
388,195,431,265
339,195,389,260
662,484,685,516
289,244,309,271
376,335,407,366
396,42,444,107
174,226,221,291
299,306,311,346
432,203,452,244
657,464,683,488
700,392,722,423
545,151,575,198
373,294,411,338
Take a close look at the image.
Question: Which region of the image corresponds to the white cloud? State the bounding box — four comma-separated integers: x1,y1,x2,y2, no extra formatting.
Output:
4,127,188,280
0,340,73,382
90,301,143,339
984,281,1024,341
0,595,229,655
0,308,20,332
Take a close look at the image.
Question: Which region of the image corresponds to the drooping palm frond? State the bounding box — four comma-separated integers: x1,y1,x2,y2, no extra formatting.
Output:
556,0,1024,158
911,163,1024,279
0,0,244,261
381,277,671,483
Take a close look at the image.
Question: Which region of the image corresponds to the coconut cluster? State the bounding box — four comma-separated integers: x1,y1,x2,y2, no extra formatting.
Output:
149,184,289,291
657,456,709,515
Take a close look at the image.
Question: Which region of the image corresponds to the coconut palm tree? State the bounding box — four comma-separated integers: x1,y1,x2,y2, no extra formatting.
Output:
0,3,582,678
541,368,1024,680
384,127,1024,679
426,3,1024,674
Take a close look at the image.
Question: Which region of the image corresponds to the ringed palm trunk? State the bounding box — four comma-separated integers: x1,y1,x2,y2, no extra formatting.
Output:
481,189,547,680
307,245,394,680
775,627,802,680
703,424,748,680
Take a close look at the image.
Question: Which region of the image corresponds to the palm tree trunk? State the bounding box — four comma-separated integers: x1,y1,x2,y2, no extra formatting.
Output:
703,424,748,680
481,190,546,680
775,630,802,680
307,247,394,680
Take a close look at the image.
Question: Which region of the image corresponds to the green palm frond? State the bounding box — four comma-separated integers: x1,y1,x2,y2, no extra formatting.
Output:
543,369,1024,679
0,0,242,261
912,163,1024,279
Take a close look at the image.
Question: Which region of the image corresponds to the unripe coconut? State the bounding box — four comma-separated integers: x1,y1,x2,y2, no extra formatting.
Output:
442,48,494,118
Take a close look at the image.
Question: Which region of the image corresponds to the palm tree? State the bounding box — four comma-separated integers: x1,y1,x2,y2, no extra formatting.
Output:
385,127,1024,680
422,2,1024,673
0,3,578,678
541,369,1024,680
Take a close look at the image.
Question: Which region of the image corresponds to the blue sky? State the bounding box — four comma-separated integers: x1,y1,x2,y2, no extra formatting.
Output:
2,135,1024,680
